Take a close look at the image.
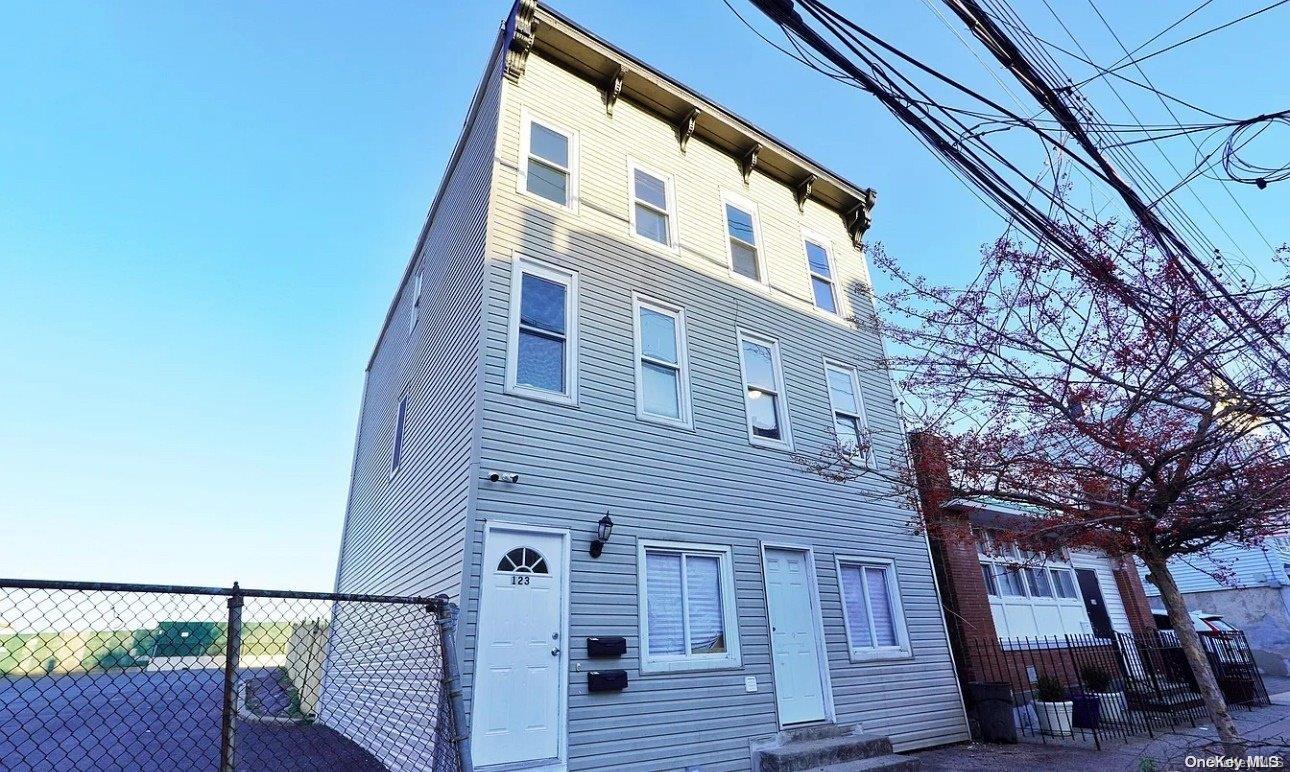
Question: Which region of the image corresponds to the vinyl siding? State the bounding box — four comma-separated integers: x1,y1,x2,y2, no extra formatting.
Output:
320,47,502,772
1137,542,1290,596
460,51,968,771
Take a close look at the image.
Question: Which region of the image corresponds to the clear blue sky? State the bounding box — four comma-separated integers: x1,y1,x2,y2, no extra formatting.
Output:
2,1,1285,590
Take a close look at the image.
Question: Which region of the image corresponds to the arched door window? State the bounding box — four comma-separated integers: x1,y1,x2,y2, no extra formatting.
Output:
497,547,549,574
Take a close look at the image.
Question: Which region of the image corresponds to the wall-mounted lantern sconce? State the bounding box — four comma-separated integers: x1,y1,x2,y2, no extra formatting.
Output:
589,513,614,558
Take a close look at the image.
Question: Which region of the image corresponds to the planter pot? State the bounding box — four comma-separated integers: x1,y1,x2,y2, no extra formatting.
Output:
1035,700,1074,735
1093,691,1128,724
1070,694,1101,729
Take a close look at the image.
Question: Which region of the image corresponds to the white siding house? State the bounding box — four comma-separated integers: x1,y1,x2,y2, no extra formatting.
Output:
325,2,971,769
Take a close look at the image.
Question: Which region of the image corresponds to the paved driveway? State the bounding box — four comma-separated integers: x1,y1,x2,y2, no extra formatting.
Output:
1,668,386,771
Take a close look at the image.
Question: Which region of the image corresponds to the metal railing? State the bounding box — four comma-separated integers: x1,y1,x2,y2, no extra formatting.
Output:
966,630,1270,748
0,579,465,772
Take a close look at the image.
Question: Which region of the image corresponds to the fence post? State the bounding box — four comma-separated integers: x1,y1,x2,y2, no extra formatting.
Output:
433,596,471,771
220,582,244,772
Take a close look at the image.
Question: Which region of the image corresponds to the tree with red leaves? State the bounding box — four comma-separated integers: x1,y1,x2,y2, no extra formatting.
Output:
802,217,1290,753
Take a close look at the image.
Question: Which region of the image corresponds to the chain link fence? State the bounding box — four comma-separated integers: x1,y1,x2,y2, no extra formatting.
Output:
0,579,465,772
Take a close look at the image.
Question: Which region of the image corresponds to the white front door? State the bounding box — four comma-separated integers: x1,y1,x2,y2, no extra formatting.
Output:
764,547,828,725
471,526,566,768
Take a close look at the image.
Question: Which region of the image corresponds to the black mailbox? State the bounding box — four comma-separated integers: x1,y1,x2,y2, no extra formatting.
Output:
586,636,627,658
588,669,628,693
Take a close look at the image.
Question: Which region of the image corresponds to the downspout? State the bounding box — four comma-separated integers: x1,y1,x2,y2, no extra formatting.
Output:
436,598,472,771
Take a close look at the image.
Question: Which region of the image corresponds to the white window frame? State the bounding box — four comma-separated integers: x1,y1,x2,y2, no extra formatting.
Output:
736,329,794,451
408,270,423,335
637,539,742,674
976,528,1090,639
626,159,679,252
721,191,768,289
632,294,693,429
517,108,579,213
389,394,408,478
505,254,579,406
801,229,844,317
834,556,912,662
823,360,873,467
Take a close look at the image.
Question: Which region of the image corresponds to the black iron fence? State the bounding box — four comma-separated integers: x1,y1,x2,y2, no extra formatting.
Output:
0,579,465,772
966,630,1270,748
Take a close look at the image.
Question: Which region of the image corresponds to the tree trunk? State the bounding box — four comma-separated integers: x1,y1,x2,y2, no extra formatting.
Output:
1143,553,1245,757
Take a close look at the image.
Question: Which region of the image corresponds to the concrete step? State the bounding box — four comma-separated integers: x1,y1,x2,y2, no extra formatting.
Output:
802,754,921,772
755,732,896,772
779,722,866,743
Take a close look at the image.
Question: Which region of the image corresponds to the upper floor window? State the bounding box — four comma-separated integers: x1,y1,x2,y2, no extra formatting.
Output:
737,330,792,450
390,395,408,476
977,530,1081,602
633,295,692,428
803,234,839,314
629,161,677,249
408,270,423,335
836,557,911,661
519,110,577,210
824,362,871,466
723,193,765,285
637,540,742,673
506,256,578,405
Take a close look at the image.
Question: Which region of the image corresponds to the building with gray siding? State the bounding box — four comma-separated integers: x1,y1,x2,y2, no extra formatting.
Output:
325,2,971,769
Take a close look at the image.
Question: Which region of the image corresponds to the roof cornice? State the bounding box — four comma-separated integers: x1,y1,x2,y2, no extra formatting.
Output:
503,0,878,246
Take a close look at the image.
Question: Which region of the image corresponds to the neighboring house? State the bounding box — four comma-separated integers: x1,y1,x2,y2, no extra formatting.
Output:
321,2,971,770
1135,539,1290,675
912,437,1158,696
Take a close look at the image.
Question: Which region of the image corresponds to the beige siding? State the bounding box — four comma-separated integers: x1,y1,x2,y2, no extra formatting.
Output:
460,52,968,771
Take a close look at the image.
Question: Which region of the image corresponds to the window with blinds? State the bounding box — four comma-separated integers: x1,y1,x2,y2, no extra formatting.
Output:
837,558,910,661
638,541,741,673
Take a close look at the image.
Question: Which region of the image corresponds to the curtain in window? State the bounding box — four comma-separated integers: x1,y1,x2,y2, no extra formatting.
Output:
686,555,725,653
840,564,873,648
646,552,684,656
865,566,897,646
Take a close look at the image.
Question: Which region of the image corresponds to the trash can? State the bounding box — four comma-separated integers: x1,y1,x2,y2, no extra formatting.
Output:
969,681,1018,743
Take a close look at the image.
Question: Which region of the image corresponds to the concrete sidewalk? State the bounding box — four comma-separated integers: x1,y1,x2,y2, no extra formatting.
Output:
914,697,1290,771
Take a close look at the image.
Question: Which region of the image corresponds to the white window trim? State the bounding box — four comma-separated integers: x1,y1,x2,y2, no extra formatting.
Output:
631,294,693,430
976,528,1090,639
801,228,846,318
823,359,874,468
408,270,423,335
505,254,579,406
720,190,769,290
389,394,408,479
834,555,912,663
736,329,793,451
518,107,579,213
637,539,742,674
626,158,680,253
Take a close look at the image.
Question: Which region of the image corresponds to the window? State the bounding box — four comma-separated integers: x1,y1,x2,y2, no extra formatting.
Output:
803,234,839,314
506,256,578,404
497,547,548,574
980,562,999,596
975,527,1094,639
824,362,871,465
390,396,408,476
637,541,741,673
628,161,677,249
519,110,577,209
723,194,765,284
836,558,910,661
1025,567,1054,598
1050,568,1079,599
737,330,792,449
408,270,423,334
632,296,692,427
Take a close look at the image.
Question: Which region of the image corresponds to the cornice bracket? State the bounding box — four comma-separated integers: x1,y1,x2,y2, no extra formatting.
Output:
677,108,700,152
604,66,625,117
504,0,539,82
795,174,817,212
845,188,879,248
740,143,762,185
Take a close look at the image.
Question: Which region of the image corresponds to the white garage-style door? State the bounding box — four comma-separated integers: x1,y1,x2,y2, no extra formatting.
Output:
471,525,568,769
763,546,831,726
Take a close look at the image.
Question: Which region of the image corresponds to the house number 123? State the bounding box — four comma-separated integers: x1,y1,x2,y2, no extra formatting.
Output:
511,575,531,585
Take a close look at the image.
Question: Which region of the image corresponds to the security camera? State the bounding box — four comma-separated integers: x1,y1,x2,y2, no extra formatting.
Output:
488,471,519,484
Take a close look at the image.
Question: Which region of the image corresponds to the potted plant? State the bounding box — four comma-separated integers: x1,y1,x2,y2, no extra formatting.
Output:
1080,664,1128,724
1033,675,1074,735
